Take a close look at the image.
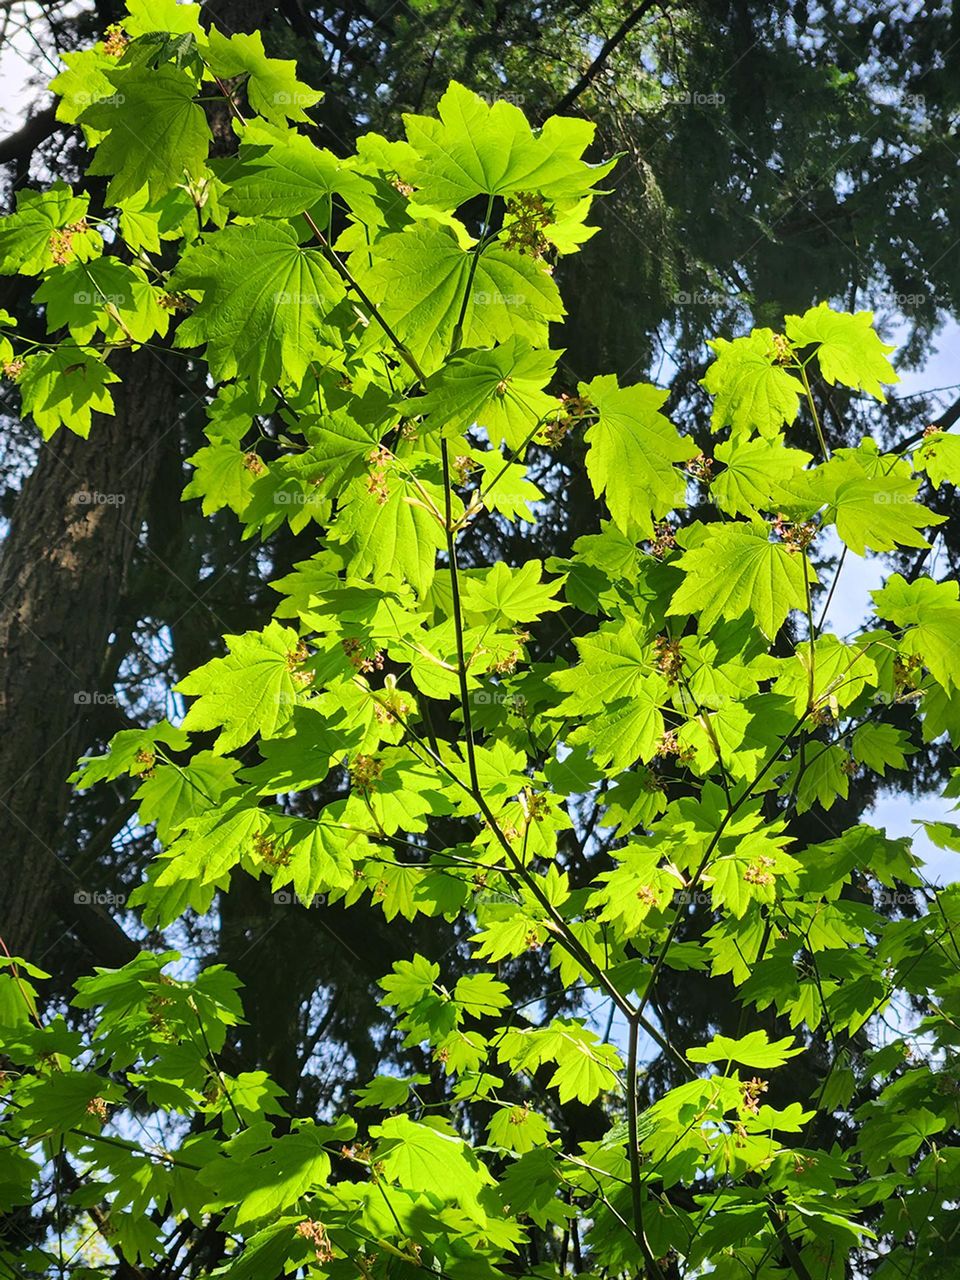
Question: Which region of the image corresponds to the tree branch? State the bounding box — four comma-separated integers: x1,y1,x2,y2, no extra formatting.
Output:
551,1,661,116
0,106,59,168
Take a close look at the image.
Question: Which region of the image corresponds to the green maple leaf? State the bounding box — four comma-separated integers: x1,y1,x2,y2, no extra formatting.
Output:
472,913,545,963
677,700,752,775
157,801,271,887
872,573,960,692
352,223,563,373
296,404,382,495
380,954,441,1013
34,259,168,344
721,694,796,783
362,753,455,834
496,1147,564,1228
681,635,765,709
328,462,448,597
588,843,677,932
15,1071,123,1136
205,27,322,126
416,337,560,451
567,688,666,772
453,973,511,1018
360,858,426,923
274,811,362,898
221,119,369,219
372,1115,494,1219
240,707,355,794
72,720,189,788
825,472,944,556
600,770,667,837
114,183,200,254
461,559,565,623
0,184,101,275
81,64,211,203
134,752,238,843
171,222,344,391
356,1074,429,1109
687,1030,802,1068
921,684,960,744
780,743,851,813
201,1122,331,1225
116,191,163,255
710,436,813,517
540,1022,624,1105
401,80,614,209
914,430,960,487
851,722,913,775
182,441,260,516
0,311,12,366
701,857,759,917
770,633,878,715
919,819,960,853
49,49,118,132
580,374,697,536
125,0,203,36
669,523,815,639
177,620,306,752
488,1106,553,1155
703,329,803,439
549,618,651,712
189,1222,294,1280
550,625,669,767
16,345,118,438
480,456,543,522
786,302,898,400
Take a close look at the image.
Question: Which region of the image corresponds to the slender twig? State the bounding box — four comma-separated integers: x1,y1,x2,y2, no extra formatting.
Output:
627,1015,667,1279
551,0,661,115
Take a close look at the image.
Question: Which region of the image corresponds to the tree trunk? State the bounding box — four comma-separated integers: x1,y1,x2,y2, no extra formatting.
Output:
0,351,183,959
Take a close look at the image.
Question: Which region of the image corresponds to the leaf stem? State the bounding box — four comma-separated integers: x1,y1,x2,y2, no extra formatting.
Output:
798,360,830,460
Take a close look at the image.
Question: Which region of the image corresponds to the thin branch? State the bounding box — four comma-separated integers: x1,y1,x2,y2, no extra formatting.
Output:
627,1015,667,1279
0,105,58,167
551,0,661,115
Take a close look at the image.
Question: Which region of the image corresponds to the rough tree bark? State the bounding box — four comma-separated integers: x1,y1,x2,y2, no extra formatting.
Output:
0,351,184,958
